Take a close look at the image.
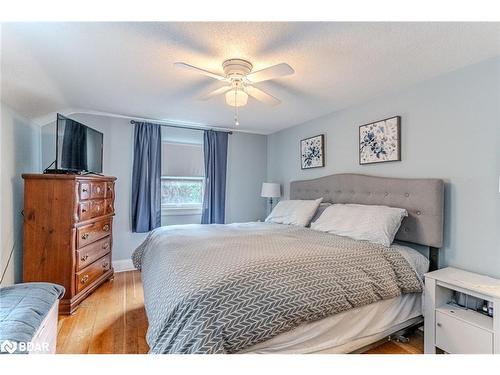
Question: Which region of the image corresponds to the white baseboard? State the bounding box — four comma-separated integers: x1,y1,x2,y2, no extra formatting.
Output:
112,259,136,273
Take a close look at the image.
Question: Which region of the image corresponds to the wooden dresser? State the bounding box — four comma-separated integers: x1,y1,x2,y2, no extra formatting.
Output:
22,174,116,314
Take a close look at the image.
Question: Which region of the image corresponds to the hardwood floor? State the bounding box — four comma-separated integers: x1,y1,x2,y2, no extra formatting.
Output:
57,270,148,354
57,270,424,354
363,331,424,354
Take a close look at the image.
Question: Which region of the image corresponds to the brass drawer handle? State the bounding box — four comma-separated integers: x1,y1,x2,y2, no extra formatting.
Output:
80,253,89,262
81,233,90,240
80,275,89,284
103,242,109,249
102,262,109,269
102,224,110,232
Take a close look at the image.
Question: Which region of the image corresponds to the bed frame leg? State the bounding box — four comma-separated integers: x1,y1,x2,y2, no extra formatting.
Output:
429,247,439,271
395,335,410,343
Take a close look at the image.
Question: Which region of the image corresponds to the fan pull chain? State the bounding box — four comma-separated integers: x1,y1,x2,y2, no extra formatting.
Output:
234,88,240,126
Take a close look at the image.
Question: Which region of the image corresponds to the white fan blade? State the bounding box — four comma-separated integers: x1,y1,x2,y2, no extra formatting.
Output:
246,86,281,106
199,85,232,100
246,63,294,83
174,62,226,81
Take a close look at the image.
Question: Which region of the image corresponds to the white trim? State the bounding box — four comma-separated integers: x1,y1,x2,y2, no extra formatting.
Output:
161,176,204,180
162,140,203,146
162,207,202,216
113,259,136,273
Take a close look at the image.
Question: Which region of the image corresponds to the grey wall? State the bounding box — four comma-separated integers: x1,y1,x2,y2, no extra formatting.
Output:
1,103,41,286
226,131,268,223
268,57,500,278
41,114,268,262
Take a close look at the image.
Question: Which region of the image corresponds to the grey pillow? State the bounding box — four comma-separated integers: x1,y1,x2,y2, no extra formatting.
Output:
309,202,332,225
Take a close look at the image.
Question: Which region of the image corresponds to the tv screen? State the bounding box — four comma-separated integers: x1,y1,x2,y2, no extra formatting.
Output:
56,114,103,173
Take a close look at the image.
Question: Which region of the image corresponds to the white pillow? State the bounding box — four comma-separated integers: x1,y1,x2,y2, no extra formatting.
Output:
311,203,408,246
265,198,323,227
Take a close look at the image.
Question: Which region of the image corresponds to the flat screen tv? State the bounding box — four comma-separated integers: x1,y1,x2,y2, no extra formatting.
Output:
56,114,103,173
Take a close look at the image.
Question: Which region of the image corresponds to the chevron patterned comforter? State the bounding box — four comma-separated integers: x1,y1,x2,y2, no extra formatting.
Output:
132,222,422,354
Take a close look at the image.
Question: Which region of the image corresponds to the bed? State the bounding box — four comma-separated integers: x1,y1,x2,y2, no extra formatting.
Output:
132,173,444,354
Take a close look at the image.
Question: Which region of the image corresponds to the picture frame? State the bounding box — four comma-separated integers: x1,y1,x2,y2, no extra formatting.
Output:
300,134,325,169
359,116,401,165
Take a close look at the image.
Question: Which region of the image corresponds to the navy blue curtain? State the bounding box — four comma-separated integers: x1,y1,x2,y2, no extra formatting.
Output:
201,130,228,224
131,122,162,233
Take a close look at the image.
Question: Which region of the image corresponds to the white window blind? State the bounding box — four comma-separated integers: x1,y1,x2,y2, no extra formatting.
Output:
161,142,204,177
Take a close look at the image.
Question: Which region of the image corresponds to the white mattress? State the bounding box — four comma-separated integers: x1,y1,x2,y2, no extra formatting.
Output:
242,244,427,354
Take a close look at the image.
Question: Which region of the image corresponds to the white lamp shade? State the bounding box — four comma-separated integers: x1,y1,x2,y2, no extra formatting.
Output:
261,183,281,198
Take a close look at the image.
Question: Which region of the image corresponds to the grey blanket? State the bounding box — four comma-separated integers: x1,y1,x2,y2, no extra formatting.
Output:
132,222,422,354
0,282,65,354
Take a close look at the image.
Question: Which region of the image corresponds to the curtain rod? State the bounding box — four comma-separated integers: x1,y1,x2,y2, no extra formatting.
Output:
129,120,233,134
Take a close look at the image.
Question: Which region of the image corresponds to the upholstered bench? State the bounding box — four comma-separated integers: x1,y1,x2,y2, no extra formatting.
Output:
0,283,64,354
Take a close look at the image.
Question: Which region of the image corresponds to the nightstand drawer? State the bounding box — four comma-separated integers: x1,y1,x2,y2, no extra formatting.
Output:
435,310,493,354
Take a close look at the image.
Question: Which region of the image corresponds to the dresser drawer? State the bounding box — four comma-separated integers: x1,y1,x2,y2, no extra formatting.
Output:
90,199,106,218
90,182,106,199
435,310,493,354
105,181,114,198
78,201,92,221
104,198,114,215
76,218,112,249
78,200,110,222
79,182,91,200
76,236,111,271
75,254,112,294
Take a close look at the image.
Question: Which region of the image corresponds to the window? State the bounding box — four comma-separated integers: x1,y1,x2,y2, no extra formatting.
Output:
160,139,205,212
161,176,204,209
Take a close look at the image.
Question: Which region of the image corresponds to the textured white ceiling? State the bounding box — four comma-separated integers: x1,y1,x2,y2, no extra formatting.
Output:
2,22,500,134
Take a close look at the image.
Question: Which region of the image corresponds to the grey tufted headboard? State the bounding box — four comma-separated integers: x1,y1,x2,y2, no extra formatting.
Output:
290,173,444,248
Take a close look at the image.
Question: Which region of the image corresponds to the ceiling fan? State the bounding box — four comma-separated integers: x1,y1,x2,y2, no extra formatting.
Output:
174,59,294,111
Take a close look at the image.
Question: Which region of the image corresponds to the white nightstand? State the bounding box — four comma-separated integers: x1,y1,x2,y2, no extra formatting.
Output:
424,267,500,354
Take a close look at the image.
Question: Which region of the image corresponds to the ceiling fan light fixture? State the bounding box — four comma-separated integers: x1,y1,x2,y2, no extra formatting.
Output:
175,59,294,123
225,89,248,107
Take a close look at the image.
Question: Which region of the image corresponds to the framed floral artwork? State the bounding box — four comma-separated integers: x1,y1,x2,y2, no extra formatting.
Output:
300,134,325,169
359,116,401,165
